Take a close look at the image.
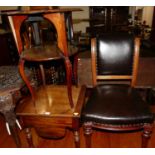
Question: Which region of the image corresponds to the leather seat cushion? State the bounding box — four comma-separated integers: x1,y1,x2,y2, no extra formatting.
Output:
82,85,154,125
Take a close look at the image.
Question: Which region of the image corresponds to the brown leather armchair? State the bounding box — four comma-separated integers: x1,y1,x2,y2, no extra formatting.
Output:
81,34,154,147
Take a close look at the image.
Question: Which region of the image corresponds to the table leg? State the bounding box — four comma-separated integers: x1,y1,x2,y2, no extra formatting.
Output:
73,54,78,87
73,130,80,148
25,128,35,148
19,59,35,103
64,57,74,108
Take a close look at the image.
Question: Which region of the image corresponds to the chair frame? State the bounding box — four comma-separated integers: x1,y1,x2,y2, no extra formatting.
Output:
83,37,153,148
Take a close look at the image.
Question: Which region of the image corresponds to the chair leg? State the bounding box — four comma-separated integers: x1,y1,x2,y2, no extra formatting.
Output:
73,130,80,148
142,124,153,148
25,128,35,148
83,122,93,148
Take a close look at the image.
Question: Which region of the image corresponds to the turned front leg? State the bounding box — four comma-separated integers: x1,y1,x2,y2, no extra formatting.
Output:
142,123,153,148
83,122,93,148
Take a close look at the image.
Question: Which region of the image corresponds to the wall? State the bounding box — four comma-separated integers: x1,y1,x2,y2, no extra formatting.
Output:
0,6,18,23
0,6,17,10
135,6,154,26
142,6,154,26
60,6,89,33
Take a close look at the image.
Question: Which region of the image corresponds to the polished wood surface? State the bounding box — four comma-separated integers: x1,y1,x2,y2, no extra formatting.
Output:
131,37,140,86
21,44,78,62
1,8,82,16
6,8,82,56
15,85,86,147
16,85,81,116
91,38,97,86
7,8,81,108
0,106,155,148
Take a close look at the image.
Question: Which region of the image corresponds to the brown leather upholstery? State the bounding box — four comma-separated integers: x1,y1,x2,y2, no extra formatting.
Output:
96,34,134,75
82,84,154,125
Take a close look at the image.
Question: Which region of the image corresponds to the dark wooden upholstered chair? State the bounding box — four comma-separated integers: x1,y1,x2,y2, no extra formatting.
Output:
81,34,154,147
